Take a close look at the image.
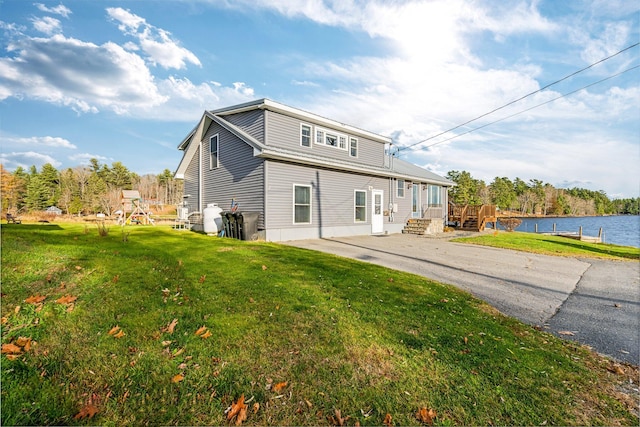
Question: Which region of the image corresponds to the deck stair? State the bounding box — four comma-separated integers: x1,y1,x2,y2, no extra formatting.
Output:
402,218,435,235
448,203,497,232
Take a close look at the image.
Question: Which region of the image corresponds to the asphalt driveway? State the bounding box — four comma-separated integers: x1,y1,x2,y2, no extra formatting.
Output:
286,233,639,365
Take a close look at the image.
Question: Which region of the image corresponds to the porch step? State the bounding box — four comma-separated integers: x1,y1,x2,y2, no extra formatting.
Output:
402,218,434,235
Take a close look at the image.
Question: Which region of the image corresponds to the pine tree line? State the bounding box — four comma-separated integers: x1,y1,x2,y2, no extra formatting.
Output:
1,159,183,216
446,171,639,216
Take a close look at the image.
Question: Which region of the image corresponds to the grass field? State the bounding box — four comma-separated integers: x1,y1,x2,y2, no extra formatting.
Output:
1,223,638,425
452,231,640,261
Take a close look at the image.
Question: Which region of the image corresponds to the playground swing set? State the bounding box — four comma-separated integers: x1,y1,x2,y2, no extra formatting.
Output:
118,190,155,226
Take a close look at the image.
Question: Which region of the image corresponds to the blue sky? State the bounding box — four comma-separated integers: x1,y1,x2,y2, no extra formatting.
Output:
1,0,638,198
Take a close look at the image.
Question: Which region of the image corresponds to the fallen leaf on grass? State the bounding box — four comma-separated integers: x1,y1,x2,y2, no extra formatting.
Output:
200,330,212,339
199,275,206,283
56,295,77,304
14,305,21,314
328,409,349,426
383,413,392,427
272,381,288,392
1,317,8,324
262,265,268,271
73,404,99,420
108,326,121,335
162,318,178,334
25,295,46,304
195,326,208,336
172,373,185,383
112,275,120,283
416,407,437,425
15,337,32,351
252,402,260,414
1,343,23,354
227,394,248,426
161,340,172,347
113,330,125,339
606,363,625,375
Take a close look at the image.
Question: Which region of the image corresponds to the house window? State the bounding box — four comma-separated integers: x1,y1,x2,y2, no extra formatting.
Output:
349,138,358,157
326,132,338,147
294,185,311,224
210,134,219,170
314,126,348,151
397,179,405,198
300,124,312,147
354,190,367,222
428,185,442,206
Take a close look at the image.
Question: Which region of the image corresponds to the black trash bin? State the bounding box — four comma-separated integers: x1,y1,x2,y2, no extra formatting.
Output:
221,212,230,237
223,212,237,238
232,212,243,240
239,212,260,240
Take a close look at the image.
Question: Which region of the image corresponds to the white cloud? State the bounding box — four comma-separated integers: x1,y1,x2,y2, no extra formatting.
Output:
0,151,61,169
31,16,62,35
3,135,77,149
34,3,72,18
0,33,167,114
68,153,110,165
106,7,201,70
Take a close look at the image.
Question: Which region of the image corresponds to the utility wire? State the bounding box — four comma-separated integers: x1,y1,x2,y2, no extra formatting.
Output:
396,42,639,153
401,65,639,152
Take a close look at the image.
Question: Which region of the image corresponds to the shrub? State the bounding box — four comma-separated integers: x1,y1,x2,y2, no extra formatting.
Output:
498,217,522,232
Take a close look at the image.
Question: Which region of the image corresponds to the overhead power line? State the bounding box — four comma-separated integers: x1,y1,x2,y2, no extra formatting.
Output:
403,65,639,152
396,42,639,153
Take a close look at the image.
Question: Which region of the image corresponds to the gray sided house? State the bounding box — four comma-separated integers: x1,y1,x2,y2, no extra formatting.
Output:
175,99,453,241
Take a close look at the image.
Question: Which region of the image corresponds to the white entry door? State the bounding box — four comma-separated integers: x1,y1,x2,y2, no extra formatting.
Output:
372,189,384,234
412,183,420,218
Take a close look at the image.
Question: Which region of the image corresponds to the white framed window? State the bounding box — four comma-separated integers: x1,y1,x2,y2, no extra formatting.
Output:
349,137,358,157
325,132,338,147
397,179,405,198
354,190,367,222
210,134,219,170
300,124,312,147
293,184,312,224
428,185,442,206
314,126,348,151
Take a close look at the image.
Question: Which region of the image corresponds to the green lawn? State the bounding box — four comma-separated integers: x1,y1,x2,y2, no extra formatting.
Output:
452,230,640,260
1,223,638,426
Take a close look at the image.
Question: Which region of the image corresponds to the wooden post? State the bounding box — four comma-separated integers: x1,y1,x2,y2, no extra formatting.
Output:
535,223,538,233
553,223,556,232
598,227,603,238
579,226,583,237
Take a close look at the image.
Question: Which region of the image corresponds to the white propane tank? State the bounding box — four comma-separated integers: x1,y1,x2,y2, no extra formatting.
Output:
203,203,223,234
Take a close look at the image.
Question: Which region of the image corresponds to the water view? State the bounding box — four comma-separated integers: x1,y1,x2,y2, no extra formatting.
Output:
496,215,640,248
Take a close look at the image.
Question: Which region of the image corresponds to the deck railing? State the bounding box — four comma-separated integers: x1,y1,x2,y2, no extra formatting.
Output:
448,203,497,231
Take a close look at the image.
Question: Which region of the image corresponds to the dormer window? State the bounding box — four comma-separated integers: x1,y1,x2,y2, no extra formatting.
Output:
300,124,312,147
314,126,348,151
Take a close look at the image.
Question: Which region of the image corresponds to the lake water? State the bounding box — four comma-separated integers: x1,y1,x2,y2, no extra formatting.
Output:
495,215,640,248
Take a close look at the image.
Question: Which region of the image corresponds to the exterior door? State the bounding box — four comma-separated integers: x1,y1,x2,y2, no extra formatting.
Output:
372,189,384,234
412,183,420,218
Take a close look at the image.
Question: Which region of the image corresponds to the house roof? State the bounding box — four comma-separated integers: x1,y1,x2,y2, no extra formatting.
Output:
175,100,453,186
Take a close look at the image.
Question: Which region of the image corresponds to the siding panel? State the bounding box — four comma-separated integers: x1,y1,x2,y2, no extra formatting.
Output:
201,123,265,228
266,111,386,168
183,146,200,212
265,160,393,232
223,109,265,143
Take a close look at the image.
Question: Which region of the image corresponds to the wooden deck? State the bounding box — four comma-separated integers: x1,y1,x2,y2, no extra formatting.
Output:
448,204,497,231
